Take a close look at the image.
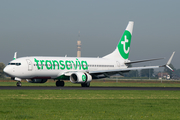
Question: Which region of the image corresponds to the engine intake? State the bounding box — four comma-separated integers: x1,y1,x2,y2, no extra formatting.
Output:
70,72,92,83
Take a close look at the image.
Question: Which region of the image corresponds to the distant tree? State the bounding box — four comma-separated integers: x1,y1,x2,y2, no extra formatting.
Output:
124,70,138,77
174,69,180,77
0,63,5,78
123,64,138,77
141,68,154,77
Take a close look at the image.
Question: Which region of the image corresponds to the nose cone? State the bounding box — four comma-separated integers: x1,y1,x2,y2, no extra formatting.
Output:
3,66,12,76
3,67,8,74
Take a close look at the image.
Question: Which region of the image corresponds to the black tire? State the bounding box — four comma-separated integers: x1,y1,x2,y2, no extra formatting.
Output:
56,81,64,87
81,83,85,87
81,83,90,87
60,81,64,87
16,81,22,87
86,82,90,87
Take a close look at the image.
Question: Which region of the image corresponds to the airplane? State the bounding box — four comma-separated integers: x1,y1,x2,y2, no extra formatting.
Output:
3,21,175,87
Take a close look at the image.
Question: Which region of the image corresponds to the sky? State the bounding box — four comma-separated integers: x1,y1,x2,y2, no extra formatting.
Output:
0,0,180,71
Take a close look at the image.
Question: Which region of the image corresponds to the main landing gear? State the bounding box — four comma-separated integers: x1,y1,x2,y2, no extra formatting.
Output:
16,81,22,87
55,81,90,87
56,80,65,87
81,82,90,87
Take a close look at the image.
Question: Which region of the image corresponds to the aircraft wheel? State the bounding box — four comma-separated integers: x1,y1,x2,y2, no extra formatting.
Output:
16,81,22,87
56,80,61,87
86,82,90,87
81,83,90,87
60,81,64,87
56,81,64,87
81,83,85,87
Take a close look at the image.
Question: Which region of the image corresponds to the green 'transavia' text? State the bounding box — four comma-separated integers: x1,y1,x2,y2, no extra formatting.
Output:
34,58,88,70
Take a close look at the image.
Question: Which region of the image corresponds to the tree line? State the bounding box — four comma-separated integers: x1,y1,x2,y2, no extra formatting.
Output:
0,63,5,78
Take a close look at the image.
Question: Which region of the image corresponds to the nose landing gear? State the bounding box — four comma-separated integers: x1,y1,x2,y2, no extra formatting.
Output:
16,81,22,87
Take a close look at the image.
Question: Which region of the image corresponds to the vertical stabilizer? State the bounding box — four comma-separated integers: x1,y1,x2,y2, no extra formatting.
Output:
103,21,134,60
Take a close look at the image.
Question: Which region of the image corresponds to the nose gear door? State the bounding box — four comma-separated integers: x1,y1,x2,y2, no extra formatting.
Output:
26,59,33,71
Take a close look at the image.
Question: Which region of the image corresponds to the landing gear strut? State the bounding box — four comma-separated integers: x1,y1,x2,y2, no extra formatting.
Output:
16,81,22,87
81,82,90,87
56,80,65,87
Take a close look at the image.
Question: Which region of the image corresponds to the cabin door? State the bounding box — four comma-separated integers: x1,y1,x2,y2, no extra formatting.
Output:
116,61,120,67
26,59,33,71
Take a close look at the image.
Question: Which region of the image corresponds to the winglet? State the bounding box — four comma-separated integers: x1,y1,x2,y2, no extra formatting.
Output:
165,52,175,72
167,52,175,65
13,52,17,60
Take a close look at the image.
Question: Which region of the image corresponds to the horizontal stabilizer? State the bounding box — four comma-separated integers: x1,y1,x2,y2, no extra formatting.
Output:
125,58,164,64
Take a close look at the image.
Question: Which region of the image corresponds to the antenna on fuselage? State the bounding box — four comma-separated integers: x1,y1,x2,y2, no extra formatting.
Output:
13,52,17,60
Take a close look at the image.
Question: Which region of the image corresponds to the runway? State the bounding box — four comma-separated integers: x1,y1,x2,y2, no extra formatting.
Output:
1,86,180,90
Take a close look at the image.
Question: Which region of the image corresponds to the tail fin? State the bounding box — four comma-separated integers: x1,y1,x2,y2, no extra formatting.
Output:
103,21,134,60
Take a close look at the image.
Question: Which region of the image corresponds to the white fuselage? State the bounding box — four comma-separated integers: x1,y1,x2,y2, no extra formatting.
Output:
4,56,127,79
3,21,173,87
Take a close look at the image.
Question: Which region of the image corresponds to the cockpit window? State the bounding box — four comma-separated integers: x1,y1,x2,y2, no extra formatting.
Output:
8,63,21,66
8,63,15,65
16,63,21,66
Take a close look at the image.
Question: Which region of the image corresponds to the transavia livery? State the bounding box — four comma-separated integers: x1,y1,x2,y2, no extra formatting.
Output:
3,21,175,87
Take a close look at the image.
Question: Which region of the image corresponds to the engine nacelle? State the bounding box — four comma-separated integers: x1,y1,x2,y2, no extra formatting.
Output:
27,79,48,83
70,72,92,83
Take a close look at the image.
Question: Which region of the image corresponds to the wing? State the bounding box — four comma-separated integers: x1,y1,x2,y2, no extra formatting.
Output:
90,66,160,74
89,65,160,78
90,52,175,78
59,52,175,79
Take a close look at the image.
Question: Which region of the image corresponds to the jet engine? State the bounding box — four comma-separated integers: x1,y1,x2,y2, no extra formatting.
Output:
27,79,48,83
70,72,92,83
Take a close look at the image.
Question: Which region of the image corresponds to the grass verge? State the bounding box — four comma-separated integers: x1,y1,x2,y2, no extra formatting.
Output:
0,90,180,120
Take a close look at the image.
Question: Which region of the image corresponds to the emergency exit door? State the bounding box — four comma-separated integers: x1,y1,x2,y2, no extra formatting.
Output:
26,59,33,71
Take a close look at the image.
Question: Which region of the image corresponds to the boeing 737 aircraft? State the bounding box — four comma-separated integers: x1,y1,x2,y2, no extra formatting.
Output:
3,21,175,87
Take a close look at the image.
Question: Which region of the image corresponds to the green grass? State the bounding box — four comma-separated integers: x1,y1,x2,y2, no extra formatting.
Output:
0,90,180,120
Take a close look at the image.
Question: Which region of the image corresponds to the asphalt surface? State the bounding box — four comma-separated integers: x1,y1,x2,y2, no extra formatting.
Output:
1,86,180,90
